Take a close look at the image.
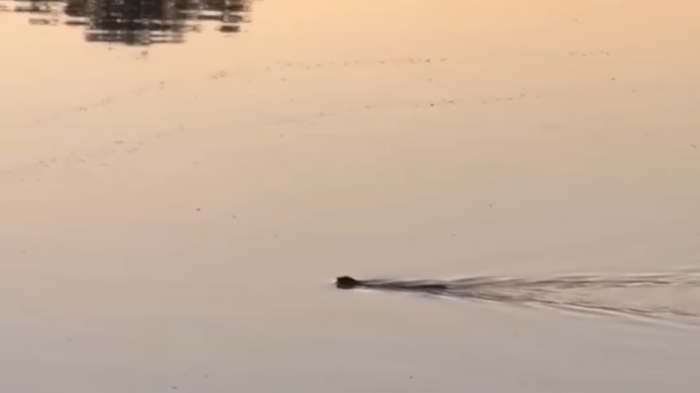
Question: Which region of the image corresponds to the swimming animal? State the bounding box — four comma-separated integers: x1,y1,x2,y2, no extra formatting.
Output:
335,276,362,289
335,276,448,291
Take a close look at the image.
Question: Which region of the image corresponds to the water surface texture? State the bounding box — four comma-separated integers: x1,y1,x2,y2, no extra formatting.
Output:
1,0,700,392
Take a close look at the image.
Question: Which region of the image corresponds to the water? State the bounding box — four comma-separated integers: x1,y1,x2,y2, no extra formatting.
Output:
1,0,700,392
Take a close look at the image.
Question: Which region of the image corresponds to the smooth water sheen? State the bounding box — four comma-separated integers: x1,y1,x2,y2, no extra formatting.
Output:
1,0,700,392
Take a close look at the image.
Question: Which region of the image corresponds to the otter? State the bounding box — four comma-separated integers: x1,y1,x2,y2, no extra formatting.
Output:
336,276,362,289
335,276,449,292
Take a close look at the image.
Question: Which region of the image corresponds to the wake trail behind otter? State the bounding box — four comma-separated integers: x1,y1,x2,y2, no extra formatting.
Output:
353,272,700,323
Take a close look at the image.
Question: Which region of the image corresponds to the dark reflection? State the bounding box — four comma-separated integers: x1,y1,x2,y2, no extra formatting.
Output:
336,273,700,322
0,0,252,45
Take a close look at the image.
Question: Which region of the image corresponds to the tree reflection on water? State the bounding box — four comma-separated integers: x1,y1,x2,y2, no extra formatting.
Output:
0,0,253,45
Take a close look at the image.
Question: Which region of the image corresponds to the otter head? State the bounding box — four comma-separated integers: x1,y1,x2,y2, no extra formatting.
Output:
335,276,361,289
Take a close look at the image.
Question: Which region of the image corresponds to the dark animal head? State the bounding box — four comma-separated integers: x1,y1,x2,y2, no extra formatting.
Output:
335,276,361,289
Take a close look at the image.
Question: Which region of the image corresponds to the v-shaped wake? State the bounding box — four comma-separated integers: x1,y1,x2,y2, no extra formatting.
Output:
335,271,700,323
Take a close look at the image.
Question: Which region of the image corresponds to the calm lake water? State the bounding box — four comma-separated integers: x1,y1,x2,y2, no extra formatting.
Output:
1,0,700,391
